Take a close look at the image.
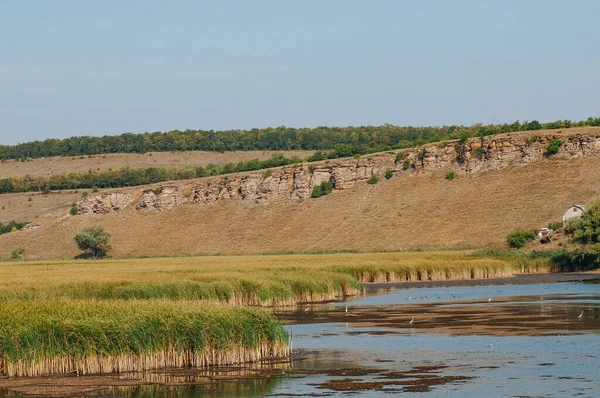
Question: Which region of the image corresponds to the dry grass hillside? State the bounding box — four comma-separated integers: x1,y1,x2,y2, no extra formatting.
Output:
0,149,315,179
0,191,81,225
1,151,599,259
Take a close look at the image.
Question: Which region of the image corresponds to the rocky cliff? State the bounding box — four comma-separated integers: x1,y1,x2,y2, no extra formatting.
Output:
77,132,600,215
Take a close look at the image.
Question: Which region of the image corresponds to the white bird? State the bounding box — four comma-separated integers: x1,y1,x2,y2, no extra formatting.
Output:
488,298,492,303
345,306,348,313
578,311,584,319
408,316,414,326
304,308,309,312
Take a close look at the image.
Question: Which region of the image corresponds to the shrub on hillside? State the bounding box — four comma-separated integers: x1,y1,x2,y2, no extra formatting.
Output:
0,220,26,236
402,159,410,170
506,228,537,249
545,139,563,157
445,171,456,180
385,169,393,180
367,175,379,185
547,221,563,230
10,247,24,260
311,182,334,198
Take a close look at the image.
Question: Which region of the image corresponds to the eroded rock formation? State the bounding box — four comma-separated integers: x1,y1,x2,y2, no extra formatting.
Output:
76,132,600,215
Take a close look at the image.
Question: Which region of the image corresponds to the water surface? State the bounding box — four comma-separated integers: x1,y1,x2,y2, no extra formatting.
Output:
2,279,599,397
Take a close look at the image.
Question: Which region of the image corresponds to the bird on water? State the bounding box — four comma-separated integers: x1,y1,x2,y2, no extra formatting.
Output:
578,311,584,319
408,316,414,326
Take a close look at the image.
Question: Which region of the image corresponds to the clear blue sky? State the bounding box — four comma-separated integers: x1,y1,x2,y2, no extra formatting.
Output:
1,0,599,145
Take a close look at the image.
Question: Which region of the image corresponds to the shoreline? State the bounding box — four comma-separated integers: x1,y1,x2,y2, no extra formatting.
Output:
362,271,599,289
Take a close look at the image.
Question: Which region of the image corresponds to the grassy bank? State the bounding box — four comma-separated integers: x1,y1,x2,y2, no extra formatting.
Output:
0,251,550,305
0,300,288,377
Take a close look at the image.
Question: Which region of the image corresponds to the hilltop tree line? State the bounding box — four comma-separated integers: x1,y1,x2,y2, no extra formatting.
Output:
2,118,599,161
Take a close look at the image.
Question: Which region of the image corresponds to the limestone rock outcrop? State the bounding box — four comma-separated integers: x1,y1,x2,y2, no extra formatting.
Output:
76,132,600,215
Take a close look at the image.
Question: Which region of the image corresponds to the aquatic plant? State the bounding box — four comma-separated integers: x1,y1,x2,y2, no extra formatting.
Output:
0,252,551,304
0,300,289,377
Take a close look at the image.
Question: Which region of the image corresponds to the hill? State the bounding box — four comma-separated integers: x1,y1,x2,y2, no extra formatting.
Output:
0,149,314,179
2,127,600,259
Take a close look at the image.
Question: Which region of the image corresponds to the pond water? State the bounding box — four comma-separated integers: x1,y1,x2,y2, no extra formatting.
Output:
2,279,599,397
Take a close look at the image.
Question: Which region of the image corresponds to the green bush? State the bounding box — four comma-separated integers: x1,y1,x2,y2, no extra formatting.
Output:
367,175,379,185
311,182,334,198
0,220,26,236
385,169,393,180
394,153,404,164
506,228,537,249
403,159,410,170
545,138,563,157
547,221,563,230
10,247,24,260
445,171,456,180
550,248,600,272
70,203,78,216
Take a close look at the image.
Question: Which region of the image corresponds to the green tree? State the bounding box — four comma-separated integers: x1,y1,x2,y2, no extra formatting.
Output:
74,225,112,259
566,199,600,244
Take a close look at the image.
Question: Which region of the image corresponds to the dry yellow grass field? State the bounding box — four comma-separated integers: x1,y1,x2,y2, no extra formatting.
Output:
2,153,599,258
0,149,315,179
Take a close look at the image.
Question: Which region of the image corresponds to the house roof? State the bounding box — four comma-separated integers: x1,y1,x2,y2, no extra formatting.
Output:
562,204,586,218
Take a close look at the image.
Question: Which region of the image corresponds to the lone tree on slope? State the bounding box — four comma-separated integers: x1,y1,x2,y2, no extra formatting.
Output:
74,225,112,259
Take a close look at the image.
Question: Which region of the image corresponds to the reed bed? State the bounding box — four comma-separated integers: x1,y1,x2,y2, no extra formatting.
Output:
0,251,553,377
0,251,550,305
334,252,552,283
0,300,289,377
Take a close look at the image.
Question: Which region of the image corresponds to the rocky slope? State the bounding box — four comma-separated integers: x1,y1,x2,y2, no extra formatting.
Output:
77,130,600,215
4,127,600,259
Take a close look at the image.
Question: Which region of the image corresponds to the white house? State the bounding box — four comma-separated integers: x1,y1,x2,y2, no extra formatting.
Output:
562,204,586,223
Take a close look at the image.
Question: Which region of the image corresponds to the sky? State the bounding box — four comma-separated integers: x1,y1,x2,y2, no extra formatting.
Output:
1,0,599,145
